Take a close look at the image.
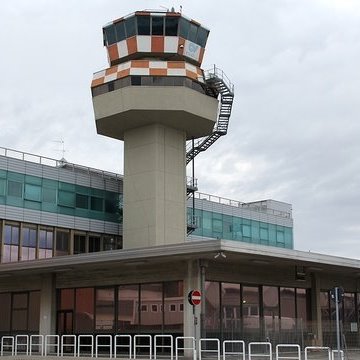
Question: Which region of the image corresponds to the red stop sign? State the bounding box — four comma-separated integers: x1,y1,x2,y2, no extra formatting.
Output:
188,290,202,306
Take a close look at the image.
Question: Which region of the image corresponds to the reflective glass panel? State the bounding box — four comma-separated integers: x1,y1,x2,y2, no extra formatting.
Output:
137,16,150,35
58,190,75,207
91,196,103,211
140,283,162,331
242,286,260,333
76,194,88,209
263,286,279,334
196,27,208,47
125,17,136,37
0,178,5,195
118,284,139,332
179,17,190,38
222,283,240,333
74,234,86,254
89,236,101,252
24,184,41,201
0,293,11,332
296,288,308,322
152,16,164,35
8,180,22,197
60,289,75,310
165,17,178,36
164,281,183,332
96,288,115,332
42,187,56,203
75,288,94,333
28,291,40,331
188,23,198,42
115,21,126,41
55,231,69,256
343,292,356,324
104,25,116,45
320,291,329,322
205,281,220,331
280,287,295,318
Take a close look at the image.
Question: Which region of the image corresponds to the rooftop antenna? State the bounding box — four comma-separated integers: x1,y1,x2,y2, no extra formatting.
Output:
53,139,66,161
159,5,169,11
180,5,182,13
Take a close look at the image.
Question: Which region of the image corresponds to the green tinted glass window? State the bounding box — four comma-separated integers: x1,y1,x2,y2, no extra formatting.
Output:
8,180,22,197
196,27,208,47
76,194,89,209
0,179,5,196
242,224,251,237
58,190,75,208
115,21,126,41
260,227,268,240
125,16,136,37
179,17,189,38
91,196,103,211
188,23,198,42
42,188,57,203
104,25,116,45
24,184,41,202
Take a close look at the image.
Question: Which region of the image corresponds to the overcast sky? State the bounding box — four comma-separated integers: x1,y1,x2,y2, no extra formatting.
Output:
0,0,359,258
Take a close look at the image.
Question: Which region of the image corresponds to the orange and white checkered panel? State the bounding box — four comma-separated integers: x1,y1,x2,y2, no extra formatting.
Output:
91,60,204,88
106,36,205,66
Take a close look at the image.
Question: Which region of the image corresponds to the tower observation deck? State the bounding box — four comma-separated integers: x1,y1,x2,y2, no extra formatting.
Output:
91,10,234,249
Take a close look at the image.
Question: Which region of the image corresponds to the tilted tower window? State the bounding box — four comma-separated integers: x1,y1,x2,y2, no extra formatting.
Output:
137,15,150,35
152,16,164,35
165,17,178,36
115,21,126,41
125,16,136,37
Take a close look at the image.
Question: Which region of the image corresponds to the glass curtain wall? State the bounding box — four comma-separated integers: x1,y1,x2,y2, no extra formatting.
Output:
57,281,184,336
205,281,309,344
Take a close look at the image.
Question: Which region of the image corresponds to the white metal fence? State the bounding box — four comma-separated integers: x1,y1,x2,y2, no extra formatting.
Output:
0,334,352,359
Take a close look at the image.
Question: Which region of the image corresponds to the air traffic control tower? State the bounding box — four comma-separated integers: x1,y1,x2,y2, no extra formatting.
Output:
91,10,234,249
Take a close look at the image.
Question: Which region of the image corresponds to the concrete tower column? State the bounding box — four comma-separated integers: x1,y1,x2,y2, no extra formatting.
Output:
123,123,186,248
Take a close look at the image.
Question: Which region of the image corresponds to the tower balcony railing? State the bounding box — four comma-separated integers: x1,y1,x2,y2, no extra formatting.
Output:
192,191,292,219
204,65,235,94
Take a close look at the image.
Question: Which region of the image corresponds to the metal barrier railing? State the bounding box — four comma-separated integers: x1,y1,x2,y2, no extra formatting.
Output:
276,344,301,360
45,335,60,356
1,336,14,356
134,334,152,360
95,335,112,358
199,338,220,360
15,334,29,355
331,350,344,360
30,334,44,356
223,340,245,360
78,334,94,357
0,333,350,359
61,334,76,357
248,342,272,360
114,334,132,359
175,337,195,360
154,334,173,360
305,346,331,360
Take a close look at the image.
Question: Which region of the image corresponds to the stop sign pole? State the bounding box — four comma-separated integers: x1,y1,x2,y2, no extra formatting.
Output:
188,290,202,342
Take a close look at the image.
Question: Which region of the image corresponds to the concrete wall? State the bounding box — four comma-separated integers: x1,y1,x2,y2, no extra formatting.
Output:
123,124,186,248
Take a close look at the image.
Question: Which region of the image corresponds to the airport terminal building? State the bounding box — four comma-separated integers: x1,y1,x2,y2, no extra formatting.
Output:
0,9,360,352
